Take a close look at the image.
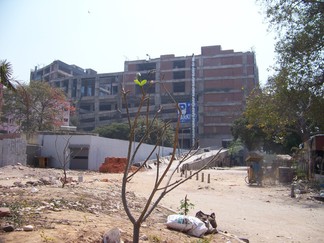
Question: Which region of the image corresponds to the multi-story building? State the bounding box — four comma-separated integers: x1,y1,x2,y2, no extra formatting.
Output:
30,45,259,148
30,60,96,82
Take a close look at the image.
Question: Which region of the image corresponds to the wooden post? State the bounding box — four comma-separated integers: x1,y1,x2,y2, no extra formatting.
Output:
208,174,210,183
201,173,204,182
196,173,199,180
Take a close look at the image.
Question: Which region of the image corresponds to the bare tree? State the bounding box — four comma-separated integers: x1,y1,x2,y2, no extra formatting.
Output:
121,73,223,242
54,132,84,188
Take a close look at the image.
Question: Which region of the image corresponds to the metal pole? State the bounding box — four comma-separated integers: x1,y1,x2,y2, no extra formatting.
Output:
191,54,196,148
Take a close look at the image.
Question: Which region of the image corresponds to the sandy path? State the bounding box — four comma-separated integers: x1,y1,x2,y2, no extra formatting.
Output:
127,167,324,243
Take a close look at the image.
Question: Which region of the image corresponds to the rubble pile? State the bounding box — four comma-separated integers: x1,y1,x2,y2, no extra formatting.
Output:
0,165,175,242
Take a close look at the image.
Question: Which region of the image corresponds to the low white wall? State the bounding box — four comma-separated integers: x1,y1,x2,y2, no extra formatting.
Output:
39,134,92,168
38,134,174,171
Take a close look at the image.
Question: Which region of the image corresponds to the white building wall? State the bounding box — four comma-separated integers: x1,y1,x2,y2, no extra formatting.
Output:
38,134,92,168
38,134,174,171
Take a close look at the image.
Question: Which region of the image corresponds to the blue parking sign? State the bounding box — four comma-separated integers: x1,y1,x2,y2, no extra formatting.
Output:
179,102,191,123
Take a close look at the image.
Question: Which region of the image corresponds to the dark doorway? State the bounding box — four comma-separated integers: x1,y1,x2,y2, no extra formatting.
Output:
70,147,89,170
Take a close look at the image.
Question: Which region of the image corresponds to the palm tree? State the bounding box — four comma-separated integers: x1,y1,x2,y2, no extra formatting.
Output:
0,60,16,123
0,60,16,91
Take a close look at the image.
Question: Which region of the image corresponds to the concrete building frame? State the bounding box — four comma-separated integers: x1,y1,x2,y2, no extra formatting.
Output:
30,45,259,149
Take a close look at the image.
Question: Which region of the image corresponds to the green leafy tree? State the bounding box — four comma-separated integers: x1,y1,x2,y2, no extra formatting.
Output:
231,116,265,151
94,119,175,147
245,71,324,144
3,81,70,138
135,118,175,147
257,0,324,94
93,123,130,140
231,114,302,154
249,0,324,149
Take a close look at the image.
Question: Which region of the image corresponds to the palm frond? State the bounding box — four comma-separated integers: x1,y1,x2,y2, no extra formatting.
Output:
0,60,16,91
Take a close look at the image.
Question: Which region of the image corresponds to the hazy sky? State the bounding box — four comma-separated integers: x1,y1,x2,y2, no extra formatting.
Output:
0,0,276,85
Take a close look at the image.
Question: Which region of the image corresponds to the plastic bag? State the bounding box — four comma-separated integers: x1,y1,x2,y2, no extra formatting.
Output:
166,214,208,237
195,210,217,234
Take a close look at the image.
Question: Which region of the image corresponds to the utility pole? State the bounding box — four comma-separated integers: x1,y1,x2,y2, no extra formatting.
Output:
191,54,196,148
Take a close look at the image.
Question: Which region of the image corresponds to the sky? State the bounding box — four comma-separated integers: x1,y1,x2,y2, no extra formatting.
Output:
0,0,276,85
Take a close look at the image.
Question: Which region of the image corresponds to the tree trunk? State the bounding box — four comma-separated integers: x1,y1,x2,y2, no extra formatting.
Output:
132,223,141,243
62,166,67,188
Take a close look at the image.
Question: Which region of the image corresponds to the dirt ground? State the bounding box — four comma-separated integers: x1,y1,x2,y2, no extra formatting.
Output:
0,163,323,243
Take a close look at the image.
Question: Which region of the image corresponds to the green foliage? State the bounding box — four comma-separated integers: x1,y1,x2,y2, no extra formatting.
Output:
178,195,195,216
227,139,244,156
134,78,147,87
0,59,16,91
134,72,148,87
245,72,324,144
93,122,130,140
94,118,175,147
231,116,264,151
233,81,308,153
247,0,324,151
135,118,175,147
258,0,324,94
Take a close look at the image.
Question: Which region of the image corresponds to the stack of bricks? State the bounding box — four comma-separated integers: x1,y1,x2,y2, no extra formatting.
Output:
99,157,128,173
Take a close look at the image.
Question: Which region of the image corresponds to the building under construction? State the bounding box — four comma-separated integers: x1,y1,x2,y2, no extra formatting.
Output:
30,45,259,148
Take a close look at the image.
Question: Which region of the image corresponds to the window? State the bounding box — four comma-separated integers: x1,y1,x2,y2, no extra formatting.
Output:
173,82,185,93
99,83,112,96
79,103,94,113
173,60,185,69
222,140,232,148
135,83,155,94
99,76,119,96
173,71,185,79
112,85,118,95
99,116,110,121
62,80,69,93
137,62,156,71
81,79,95,96
99,76,114,96
141,72,156,82
59,63,72,74
80,118,95,123
72,79,77,98
99,103,111,111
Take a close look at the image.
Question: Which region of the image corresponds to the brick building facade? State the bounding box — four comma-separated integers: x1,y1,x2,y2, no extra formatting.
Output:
30,45,259,148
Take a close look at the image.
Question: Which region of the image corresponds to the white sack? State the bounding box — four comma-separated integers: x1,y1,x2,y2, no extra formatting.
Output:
166,214,208,237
